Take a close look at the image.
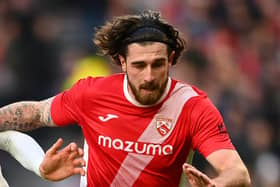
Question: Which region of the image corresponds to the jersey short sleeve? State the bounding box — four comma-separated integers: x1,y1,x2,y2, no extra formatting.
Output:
190,97,235,157
51,77,95,126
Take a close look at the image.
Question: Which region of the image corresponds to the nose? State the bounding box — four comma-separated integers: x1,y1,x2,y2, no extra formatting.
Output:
143,66,155,82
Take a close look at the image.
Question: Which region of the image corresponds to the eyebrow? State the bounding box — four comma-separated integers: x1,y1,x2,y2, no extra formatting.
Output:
131,61,145,65
130,57,167,65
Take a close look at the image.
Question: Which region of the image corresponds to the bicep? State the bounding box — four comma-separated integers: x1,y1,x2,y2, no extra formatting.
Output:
206,149,245,173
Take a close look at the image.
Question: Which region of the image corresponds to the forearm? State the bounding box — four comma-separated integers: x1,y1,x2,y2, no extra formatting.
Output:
213,166,251,187
0,102,41,131
0,98,54,131
205,150,251,187
0,131,45,177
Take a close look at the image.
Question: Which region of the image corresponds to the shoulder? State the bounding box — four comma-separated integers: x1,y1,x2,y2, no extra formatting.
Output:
171,79,217,117
73,73,124,90
91,73,124,87
170,79,208,103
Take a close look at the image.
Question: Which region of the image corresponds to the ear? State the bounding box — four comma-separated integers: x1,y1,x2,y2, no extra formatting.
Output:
168,51,175,67
119,55,127,72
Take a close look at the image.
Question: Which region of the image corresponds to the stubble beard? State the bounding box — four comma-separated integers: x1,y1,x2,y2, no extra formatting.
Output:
127,75,168,105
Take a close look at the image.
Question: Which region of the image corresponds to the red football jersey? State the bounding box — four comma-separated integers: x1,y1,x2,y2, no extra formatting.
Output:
51,73,234,187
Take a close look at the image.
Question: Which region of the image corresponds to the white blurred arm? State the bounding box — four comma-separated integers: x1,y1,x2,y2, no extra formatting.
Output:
0,131,44,177
0,130,86,182
0,165,9,187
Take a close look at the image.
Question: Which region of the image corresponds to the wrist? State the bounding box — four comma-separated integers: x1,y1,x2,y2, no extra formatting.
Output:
38,164,48,180
35,163,43,178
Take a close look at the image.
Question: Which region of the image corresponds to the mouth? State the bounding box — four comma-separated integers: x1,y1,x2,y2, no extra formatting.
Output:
140,88,156,94
140,84,158,91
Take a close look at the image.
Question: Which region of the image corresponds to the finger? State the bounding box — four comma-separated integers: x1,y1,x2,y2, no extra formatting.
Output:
78,148,84,156
183,163,192,170
73,158,86,167
69,150,80,160
187,167,214,185
183,163,212,186
67,145,83,160
182,163,196,175
183,163,201,176
60,142,78,155
182,164,198,185
63,142,77,153
182,164,192,177
197,172,213,185
73,167,86,176
185,171,195,182
47,138,63,155
182,163,193,172
187,167,205,178
184,171,203,187
69,146,84,159
70,143,77,152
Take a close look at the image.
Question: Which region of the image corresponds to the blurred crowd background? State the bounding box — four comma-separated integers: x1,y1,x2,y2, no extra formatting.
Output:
0,0,279,187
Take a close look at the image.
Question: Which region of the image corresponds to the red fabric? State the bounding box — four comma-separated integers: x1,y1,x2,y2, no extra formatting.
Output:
51,74,234,187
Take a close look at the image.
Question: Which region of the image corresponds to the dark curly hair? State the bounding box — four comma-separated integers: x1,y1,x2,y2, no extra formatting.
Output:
94,10,186,65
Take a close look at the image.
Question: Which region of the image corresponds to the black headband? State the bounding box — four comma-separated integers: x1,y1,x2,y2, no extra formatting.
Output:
122,25,175,48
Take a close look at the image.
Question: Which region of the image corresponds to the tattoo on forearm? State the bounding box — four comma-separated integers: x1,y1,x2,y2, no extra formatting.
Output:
0,98,55,131
41,97,55,126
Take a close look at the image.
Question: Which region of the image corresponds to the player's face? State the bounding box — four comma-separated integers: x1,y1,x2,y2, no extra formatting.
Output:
120,42,174,105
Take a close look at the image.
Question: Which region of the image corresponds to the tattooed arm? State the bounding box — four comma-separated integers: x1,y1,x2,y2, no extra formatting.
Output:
0,97,56,131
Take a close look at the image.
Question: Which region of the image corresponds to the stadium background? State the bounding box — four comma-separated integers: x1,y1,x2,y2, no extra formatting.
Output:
0,0,279,186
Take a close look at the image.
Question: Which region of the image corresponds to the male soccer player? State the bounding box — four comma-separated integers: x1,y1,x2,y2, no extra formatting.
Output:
0,10,251,186
0,131,85,186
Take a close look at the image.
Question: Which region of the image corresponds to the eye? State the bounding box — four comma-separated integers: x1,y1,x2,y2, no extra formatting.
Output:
152,61,164,68
132,62,146,69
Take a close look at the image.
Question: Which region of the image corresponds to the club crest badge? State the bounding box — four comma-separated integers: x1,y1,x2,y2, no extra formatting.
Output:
156,117,173,136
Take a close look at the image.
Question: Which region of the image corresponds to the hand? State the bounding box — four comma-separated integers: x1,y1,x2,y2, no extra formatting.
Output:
183,163,216,187
39,138,86,181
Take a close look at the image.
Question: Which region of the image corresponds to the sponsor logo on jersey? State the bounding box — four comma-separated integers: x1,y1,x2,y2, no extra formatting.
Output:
98,135,173,156
98,114,118,122
156,117,173,136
